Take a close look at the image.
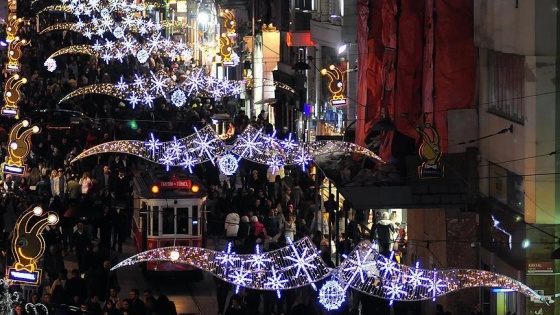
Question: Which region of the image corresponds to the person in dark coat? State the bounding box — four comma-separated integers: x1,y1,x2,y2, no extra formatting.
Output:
71,221,92,273
128,289,146,315
224,295,245,315
156,295,177,315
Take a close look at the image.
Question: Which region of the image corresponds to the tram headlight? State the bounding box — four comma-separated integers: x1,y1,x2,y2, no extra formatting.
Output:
191,184,200,193
151,185,160,194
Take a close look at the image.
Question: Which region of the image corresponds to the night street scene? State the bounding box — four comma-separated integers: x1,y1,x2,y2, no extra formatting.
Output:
0,0,558,315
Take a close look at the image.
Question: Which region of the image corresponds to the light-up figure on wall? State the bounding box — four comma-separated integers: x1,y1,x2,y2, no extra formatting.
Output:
6,13,23,42
2,74,27,117
222,9,236,35
6,38,28,72
4,120,41,175
8,206,59,285
321,64,347,107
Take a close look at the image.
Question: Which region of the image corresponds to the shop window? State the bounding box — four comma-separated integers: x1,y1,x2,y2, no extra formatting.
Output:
488,51,524,124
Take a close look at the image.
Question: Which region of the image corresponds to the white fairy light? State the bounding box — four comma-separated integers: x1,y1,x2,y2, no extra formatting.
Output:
234,129,263,159
384,281,407,306
170,89,187,107
266,155,284,176
133,74,146,89
113,26,124,38
215,242,238,268
44,58,57,72
218,153,238,176
167,136,186,158
377,252,400,279
137,49,149,63
228,267,252,294
319,279,346,311
142,92,156,108
294,147,313,171
145,133,163,158
182,68,207,96
425,270,447,301
245,245,271,270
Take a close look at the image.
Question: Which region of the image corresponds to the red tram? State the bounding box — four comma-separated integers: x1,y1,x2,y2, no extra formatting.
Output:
132,171,206,276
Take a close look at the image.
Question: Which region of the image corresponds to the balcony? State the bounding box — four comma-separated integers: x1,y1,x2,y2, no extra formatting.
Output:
314,150,479,209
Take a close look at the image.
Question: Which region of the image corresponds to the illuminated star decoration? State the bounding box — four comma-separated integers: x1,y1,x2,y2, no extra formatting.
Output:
228,266,252,294
491,215,513,250
218,153,239,176
319,278,346,311
110,238,544,304
145,133,163,158
191,127,222,165
179,153,198,173
264,266,289,298
285,237,318,290
246,245,272,270
294,148,312,171
266,155,284,175
377,252,400,279
232,128,264,160
215,242,239,270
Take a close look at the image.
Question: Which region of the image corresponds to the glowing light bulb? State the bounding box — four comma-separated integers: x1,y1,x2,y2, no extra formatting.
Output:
170,250,180,261
33,206,43,215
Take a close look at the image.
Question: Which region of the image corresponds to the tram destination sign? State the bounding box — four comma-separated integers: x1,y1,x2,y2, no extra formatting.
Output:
158,178,192,190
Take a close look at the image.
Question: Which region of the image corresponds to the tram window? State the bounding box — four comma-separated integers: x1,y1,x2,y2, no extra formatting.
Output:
162,207,175,234
152,206,159,236
192,206,198,236
177,208,189,234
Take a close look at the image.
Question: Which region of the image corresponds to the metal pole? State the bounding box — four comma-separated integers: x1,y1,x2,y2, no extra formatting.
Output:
250,0,255,117
346,45,350,130
335,190,340,265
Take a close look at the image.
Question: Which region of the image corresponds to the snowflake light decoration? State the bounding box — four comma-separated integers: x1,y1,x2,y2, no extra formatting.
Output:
145,133,163,157
44,58,57,72
235,130,263,159
126,91,141,108
171,89,187,107
425,270,447,301
191,127,220,164
215,242,239,269
183,68,207,96
285,238,318,290
264,266,289,298
383,281,407,305
116,77,128,92
245,245,272,271
280,133,299,153
405,262,428,289
167,136,185,158
158,149,176,171
266,155,284,176
150,71,168,96
319,279,346,311
179,153,197,173
377,253,400,279
218,153,238,176
228,267,252,294
294,148,313,171
341,245,375,289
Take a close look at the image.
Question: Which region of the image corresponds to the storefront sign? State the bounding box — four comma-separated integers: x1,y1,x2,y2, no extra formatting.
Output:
527,262,553,273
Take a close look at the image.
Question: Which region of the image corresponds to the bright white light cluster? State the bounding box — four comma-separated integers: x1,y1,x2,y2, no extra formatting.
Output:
45,34,192,67
59,68,244,107
44,58,57,72
71,125,384,176
109,237,544,305
218,153,238,175
319,279,346,310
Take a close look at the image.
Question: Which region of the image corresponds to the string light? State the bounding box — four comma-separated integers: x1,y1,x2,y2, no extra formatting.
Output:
58,68,243,105
111,238,544,304
71,125,383,176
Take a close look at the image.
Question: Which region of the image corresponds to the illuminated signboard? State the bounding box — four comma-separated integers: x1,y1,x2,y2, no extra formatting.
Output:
321,64,347,107
158,178,192,190
8,206,59,285
416,123,444,179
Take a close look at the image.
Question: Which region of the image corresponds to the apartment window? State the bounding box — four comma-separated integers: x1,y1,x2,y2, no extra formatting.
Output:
488,163,524,212
488,51,524,124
